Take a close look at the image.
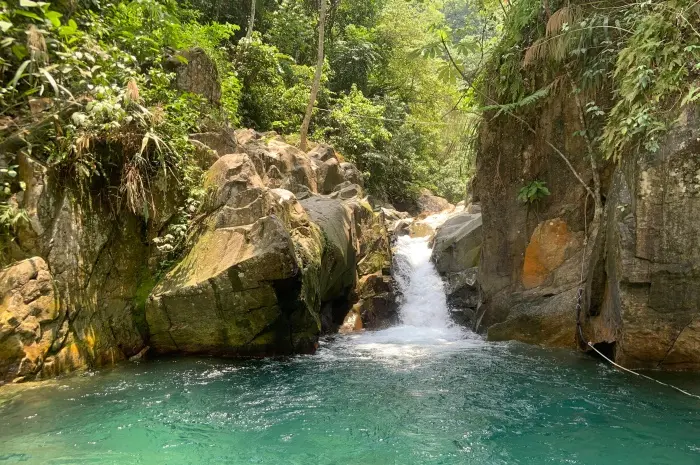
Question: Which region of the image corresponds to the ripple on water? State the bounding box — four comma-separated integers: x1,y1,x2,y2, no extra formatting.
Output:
1,239,700,464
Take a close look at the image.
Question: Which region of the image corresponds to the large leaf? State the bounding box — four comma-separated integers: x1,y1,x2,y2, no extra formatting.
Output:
9,60,31,88
40,68,59,95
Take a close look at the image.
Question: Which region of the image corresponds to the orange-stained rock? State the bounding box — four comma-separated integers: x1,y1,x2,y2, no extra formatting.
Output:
522,219,574,289
339,307,363,334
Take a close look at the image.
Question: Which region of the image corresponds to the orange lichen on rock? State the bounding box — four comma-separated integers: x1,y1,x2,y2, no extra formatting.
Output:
522,218,572,289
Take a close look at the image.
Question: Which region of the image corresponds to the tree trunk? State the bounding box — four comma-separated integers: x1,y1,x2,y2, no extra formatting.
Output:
300,0,327,152
246,0,256,39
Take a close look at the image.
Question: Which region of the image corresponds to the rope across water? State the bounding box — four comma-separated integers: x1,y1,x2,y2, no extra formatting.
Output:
574,201,700,400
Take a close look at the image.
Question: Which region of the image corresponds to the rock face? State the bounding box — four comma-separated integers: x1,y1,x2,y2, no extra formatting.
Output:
429,211,483,327
583,110,700,369
0,258,59,382
0,120,394,381
474,80,700,368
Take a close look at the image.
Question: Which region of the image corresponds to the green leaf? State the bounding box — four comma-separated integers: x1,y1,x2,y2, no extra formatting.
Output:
14,10,42,21
19,0,39,7
40,68,59,95
9,60,31,88
174,54,189,64
11,44,27,60
44,10,62,28
0,20,12,32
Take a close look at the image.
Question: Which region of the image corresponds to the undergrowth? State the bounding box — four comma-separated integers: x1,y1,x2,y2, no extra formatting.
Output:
480,0,700,162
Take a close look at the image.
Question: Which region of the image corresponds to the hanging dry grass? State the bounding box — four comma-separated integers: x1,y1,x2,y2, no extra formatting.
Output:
125,78,141,106
546,6,580,37
523,6,582,67
26,25,48,65
523,38,546,67
120,157,151,216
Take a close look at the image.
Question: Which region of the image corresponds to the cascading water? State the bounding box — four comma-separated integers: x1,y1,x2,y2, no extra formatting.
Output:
330,234,480,357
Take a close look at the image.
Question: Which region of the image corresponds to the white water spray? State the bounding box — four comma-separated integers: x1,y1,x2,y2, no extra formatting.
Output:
327,235,482,360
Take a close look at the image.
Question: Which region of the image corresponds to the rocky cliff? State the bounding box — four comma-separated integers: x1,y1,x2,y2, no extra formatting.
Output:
473,93,700,369
0,128,395,383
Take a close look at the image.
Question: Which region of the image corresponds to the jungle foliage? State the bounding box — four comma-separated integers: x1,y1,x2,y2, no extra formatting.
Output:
0,0,500,221
476,0,700,163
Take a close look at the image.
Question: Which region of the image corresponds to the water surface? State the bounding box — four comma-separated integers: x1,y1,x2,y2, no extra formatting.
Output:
1,237,699,464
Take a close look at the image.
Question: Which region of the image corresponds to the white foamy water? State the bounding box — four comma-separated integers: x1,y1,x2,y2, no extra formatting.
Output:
324,235,483,362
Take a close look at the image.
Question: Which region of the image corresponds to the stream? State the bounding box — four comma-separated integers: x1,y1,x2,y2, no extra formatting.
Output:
1,236,700,464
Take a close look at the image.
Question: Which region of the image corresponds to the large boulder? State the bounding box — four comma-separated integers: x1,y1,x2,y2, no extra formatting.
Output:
299,197,357,303
429,212,483,327
239,138,318,195
431,212,483,274
147,154,324,356
416,189,453,215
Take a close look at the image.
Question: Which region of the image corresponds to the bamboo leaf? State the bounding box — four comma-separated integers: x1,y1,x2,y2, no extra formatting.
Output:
9,60,31,88
40,68,59,95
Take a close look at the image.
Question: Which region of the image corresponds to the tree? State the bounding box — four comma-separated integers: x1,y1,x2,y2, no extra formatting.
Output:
246,0,257,38
300,0,327,151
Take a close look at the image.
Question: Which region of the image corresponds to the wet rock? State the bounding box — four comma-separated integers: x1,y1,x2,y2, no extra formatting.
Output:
355,273,399,330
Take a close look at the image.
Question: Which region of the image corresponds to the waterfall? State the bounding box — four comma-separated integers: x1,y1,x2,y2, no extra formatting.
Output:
393,235,454,329
328,234,473,359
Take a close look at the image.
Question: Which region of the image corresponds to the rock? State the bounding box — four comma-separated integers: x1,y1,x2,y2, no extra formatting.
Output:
190,128,242,160
354,273,398,330
431,212,483,274
1,123,376,382
146,216,317,356
339,308,363,333
308,144,336,163
487,288,579,348
474,68,700,368
466,203,481,214
0,258,61,383
165,48,221,104
408,221,435,238
444,267,480,310
381,208,409,223
129,346,149,362
242,139,317,194
331,183,364,200
583,110,700,369
317,158,346,194
147,153,324,356
521,219,581,290
299,197,357,302
339,162,364,187
416,189,453,215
